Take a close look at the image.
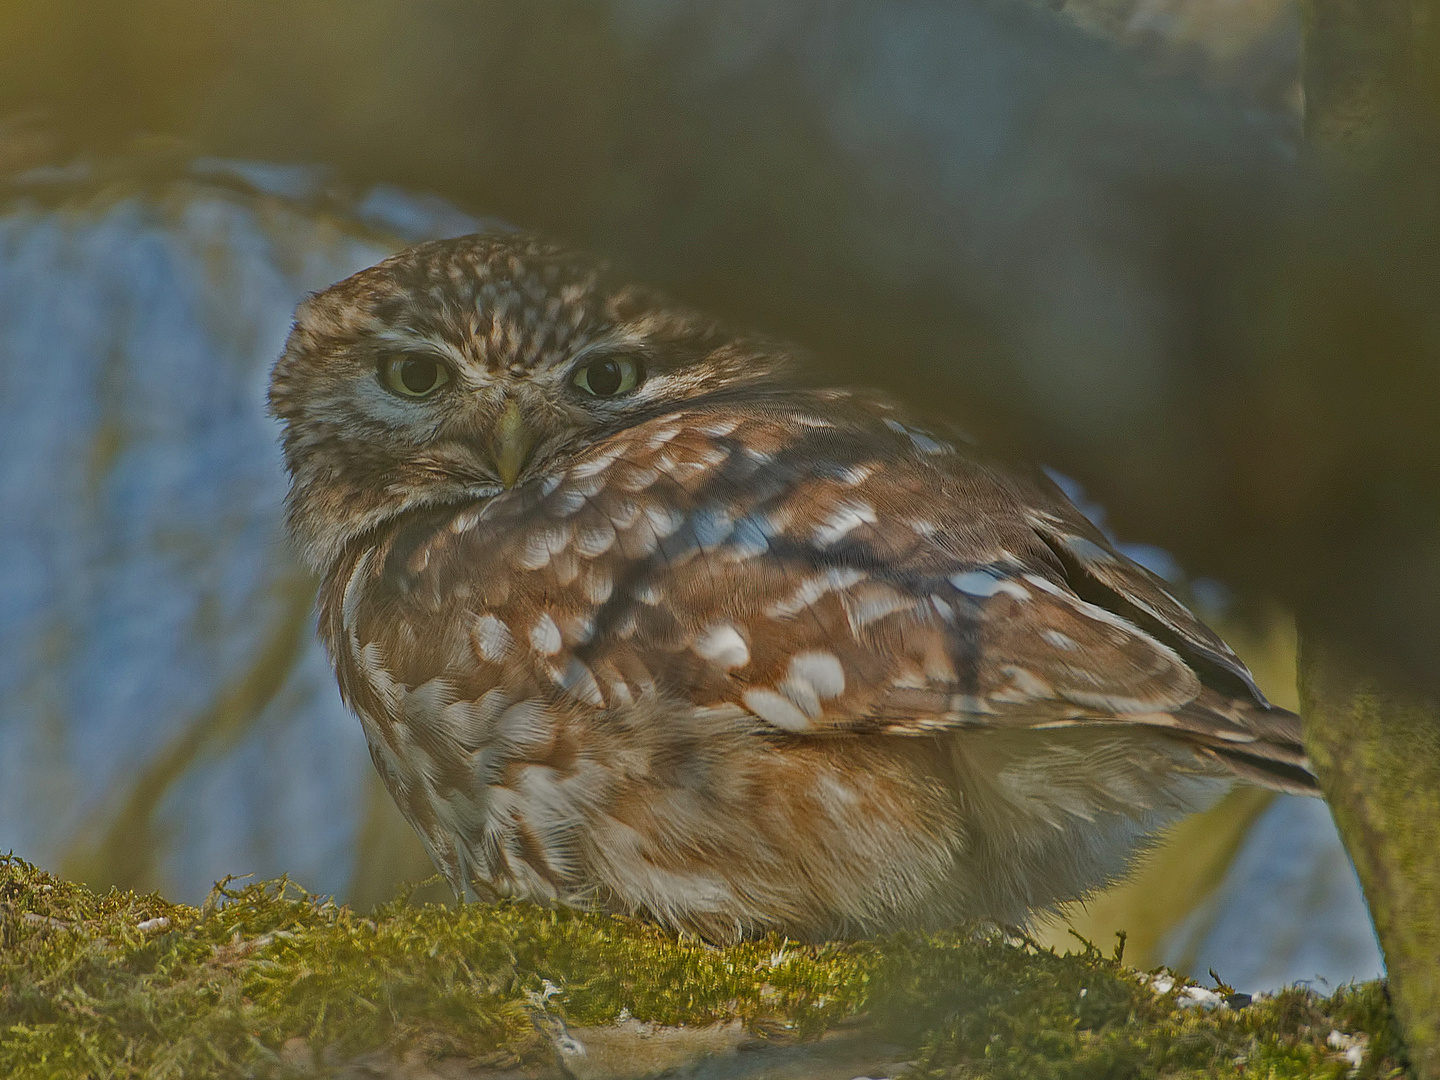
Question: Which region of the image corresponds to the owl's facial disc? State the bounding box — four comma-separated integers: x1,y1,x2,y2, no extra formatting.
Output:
367,339,653,489
455,351,647,488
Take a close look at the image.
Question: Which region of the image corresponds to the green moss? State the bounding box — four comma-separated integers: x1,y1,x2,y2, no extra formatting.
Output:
0,855,1406,1078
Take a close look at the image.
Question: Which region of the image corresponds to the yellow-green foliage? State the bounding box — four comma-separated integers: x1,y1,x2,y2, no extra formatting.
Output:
0,854,1406,1079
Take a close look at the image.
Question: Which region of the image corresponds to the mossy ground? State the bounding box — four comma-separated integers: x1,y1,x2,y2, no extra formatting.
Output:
0,854,1406,1079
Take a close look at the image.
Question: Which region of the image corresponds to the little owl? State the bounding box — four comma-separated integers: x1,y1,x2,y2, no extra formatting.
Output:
270,233,1314,943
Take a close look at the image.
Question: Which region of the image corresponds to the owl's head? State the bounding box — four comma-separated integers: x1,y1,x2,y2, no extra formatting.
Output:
269,233,795,573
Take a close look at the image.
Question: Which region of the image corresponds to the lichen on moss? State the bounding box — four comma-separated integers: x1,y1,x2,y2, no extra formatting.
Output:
0,854,1406,1078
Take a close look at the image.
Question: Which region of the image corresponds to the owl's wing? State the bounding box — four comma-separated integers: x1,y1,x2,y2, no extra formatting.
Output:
580,408,1313,794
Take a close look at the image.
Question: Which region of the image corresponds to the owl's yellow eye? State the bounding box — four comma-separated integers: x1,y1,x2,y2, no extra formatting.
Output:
573,356,642,397
380,353,451,398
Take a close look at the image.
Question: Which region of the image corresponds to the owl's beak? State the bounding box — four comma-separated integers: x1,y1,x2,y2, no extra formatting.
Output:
491,399,535,488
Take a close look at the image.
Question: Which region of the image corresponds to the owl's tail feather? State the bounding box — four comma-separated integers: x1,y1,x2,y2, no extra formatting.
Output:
1203,748,1320,796
1170,694,1320,796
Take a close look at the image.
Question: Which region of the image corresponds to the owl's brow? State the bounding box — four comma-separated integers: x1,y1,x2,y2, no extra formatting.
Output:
565,330,651,370
369,327,472,371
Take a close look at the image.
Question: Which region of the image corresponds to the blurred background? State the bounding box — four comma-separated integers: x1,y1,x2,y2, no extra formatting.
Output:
5,0,1430,993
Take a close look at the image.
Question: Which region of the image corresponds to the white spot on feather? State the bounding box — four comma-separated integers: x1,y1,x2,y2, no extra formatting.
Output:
787,651,846,699
908,429,948,454
693,623,750,669
842,585,915,632
743,688,811,731
470,614,513,662
606,498,641,530
575,521,616,557
555,658,605,705
1023,572,1180,657
530,613,562,656
884,418,949,453
813,773,859,812
517,526,572,570
656,455,707,482
571,453,619,479
1021,573,1068,597
778,651,846,718
950,569,1031,601
1061,535,1116,563
619,467,660,492
814,500,878,546
449,508,481,534
992,665,1054,703
769,567,865,617
699,416,741,436
644,505,684,538
517,535,551,570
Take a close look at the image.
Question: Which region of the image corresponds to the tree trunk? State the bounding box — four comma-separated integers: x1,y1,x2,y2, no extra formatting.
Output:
1298,2,1440,1075
1300,642,1440,1077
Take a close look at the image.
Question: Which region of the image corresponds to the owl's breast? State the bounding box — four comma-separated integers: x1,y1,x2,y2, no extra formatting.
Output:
320,519,613,900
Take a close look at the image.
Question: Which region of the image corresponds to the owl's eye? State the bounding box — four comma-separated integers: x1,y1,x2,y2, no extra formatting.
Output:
380,353,451,398
573,356,642,398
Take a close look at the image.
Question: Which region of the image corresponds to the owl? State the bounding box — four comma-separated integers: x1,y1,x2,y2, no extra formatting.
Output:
269,233,1315,943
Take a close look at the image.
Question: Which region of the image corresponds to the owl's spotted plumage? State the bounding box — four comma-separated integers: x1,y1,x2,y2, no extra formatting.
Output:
270,233,1314,942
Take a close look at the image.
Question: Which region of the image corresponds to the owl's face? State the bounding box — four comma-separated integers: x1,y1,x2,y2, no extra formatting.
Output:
269,234,792,573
